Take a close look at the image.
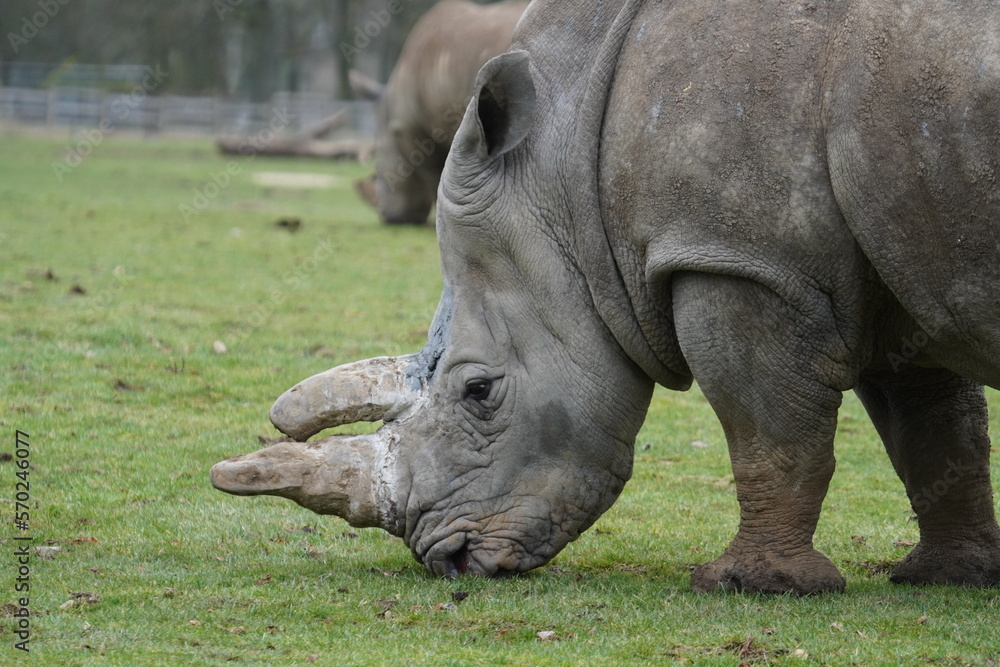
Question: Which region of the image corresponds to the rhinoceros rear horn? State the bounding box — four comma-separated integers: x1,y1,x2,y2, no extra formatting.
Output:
269,355,418,442
454,50,536,162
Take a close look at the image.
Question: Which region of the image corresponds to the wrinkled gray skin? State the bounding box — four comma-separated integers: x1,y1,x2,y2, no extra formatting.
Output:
213,0,1000,593
351,0,527,225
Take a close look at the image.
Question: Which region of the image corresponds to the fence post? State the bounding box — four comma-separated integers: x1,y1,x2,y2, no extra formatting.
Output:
46,88,56,125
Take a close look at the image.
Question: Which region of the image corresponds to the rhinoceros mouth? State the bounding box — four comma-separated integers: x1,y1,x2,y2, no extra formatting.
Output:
418,526,551,578
425,538,521,578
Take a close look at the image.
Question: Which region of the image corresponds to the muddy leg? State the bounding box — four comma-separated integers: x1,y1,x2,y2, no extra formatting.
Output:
856,371,1000,587
674,273,850,594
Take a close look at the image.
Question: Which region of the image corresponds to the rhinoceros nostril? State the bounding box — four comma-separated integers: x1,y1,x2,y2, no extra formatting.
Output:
451,546,471,575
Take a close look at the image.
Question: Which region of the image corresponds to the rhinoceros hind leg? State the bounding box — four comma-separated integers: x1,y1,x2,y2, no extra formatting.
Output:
674,273,851,595
856,372,1000,588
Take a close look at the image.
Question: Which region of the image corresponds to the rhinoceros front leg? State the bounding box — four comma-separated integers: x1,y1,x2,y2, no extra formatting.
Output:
673,273,850,594
856,371,1000,587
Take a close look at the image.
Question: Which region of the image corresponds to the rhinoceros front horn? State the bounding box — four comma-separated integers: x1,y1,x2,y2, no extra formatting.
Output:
269,355,418,442
210,355,418,535
210,432,403,535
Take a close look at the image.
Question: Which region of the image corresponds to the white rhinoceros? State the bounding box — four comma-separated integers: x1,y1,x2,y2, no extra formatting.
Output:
351,0,528,225
212,0,1000,594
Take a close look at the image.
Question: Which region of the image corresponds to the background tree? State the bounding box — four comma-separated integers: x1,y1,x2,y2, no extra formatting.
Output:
1,0,505,97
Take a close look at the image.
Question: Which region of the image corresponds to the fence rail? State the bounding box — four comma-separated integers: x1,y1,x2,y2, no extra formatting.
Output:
0,87,377,137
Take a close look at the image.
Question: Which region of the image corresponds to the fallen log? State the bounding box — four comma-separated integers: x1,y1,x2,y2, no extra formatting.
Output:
215,110,373,161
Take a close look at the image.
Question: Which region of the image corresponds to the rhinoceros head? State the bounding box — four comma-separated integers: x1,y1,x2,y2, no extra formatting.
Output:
349,69,433,226
371,121,440,225
212,52,657,576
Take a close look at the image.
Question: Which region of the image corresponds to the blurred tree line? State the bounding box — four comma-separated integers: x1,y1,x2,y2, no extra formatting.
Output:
0,0,505,99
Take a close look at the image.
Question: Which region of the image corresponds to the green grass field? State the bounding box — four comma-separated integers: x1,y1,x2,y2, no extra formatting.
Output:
1,129,998,665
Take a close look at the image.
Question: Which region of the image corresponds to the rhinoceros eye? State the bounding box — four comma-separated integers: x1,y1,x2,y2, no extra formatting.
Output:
464,379,492,401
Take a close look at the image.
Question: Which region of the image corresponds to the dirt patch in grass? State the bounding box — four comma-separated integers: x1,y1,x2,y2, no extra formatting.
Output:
251,171,341,189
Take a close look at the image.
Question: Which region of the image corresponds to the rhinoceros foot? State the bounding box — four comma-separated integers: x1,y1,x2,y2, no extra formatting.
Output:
691,548,846,595
890,534,1000,588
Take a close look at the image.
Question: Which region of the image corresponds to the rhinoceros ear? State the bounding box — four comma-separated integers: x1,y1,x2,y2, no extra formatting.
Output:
461,50,536,160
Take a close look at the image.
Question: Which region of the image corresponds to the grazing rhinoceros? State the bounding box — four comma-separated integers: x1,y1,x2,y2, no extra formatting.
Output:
212,0,1000,593
351,0,527,225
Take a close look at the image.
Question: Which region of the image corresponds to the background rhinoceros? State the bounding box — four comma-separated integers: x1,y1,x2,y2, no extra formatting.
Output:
213,0,1000,594
351,0,527,225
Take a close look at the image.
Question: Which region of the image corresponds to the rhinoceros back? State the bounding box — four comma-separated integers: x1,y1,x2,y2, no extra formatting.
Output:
826,2,1000,385
388,0,529,146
